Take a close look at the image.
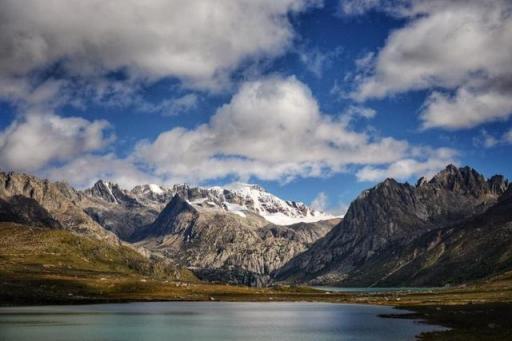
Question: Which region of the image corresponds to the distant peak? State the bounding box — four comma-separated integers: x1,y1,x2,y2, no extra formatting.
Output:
224,182,267,193
92,179,119,190
445,164,459,172
416,176,429,187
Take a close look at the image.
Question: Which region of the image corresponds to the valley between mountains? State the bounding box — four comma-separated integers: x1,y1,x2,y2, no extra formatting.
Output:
1,164,512,302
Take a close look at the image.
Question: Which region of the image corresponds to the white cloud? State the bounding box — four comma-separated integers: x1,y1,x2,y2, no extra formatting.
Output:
298,47,343,78
339,0,386,16
350,0,512,130
356,147,457,182
0,0,318,91
505,130,512,144
344,105,376,119
135,94,199,116
421,84,512,130
310,192,328,211
310,191,348,216
474,128,512,148
135,75,452,183
0,113,114,171
0,76,457,188
43,154,159,190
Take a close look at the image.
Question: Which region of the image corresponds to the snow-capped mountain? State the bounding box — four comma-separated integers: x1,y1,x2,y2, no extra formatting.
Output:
84,181,337,226
209,183,337,225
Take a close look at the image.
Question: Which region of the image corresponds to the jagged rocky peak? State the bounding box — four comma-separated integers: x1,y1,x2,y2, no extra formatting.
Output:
85,180,141,207
86,180,119,203
131,194,199,241
416,176,429,187
428,164,491,196
488,174,509,195
418,164,509,198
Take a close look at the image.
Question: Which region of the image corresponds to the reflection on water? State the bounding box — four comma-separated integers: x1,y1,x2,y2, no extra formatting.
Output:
0,302,447,341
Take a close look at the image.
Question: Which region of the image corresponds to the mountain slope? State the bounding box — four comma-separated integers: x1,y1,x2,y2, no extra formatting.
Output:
0,171,118,242
0,222,197,304
80,180,163,240
275,165,509,285
0,195,61,228
340,186,512,286
133,194,339,286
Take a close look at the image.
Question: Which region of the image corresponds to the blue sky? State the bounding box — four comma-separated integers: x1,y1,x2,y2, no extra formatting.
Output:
0,0,511,214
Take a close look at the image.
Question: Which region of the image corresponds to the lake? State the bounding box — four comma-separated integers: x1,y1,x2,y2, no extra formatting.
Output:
312,286,440,293
0,302,447,341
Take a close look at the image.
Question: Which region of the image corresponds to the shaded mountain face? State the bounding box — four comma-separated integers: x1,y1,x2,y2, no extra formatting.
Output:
275,165,509,285
133,194,339,286
337,186,512,287
0,171,117,243
0,196,61,228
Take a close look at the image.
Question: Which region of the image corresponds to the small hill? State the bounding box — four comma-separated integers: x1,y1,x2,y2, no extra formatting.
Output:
0,222,197,304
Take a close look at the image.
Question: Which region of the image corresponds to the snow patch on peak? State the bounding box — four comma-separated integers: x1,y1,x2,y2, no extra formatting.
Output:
148,184,164,194
87,179,337,226
224,182,267,194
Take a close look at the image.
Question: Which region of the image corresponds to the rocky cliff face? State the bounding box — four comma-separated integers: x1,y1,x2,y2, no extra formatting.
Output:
133,194,339,286
0,171,118,243
275,165,509,285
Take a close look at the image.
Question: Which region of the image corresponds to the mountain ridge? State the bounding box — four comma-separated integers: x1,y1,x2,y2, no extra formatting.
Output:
275,164,510,285
1,164,511,288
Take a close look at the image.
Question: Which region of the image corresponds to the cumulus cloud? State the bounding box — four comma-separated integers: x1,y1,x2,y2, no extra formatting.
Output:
340,0,389,16
349,0,512,130
356,147,457,182
135,76,453,183
344,105,376,119
0,0,318,91
298,47,343,78
505,130,512,144
310,191,348,216
421,82,512,130
474,128,512,148
43,154,160,190
0,113,114,171
310,192,329,211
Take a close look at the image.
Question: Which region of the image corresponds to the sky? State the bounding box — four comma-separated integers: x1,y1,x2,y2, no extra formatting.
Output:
0,0,511,214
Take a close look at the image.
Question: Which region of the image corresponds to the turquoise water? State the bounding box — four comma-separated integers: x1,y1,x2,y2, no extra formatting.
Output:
313,287,441,293
0,302,447,341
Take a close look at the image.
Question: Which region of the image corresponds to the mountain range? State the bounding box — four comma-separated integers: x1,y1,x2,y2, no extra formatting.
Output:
1,164,511,288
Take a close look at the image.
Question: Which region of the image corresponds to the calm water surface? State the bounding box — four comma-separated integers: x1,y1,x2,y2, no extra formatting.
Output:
0,302,447,341
313,287,441,293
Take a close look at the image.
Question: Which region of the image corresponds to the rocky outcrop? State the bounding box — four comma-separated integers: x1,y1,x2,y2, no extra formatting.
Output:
275,165,509,285
0,171,117,243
